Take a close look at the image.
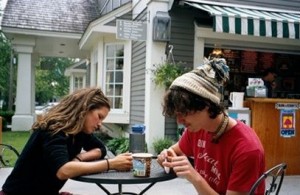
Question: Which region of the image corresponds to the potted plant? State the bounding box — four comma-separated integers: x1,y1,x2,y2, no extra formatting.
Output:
152,61,191,89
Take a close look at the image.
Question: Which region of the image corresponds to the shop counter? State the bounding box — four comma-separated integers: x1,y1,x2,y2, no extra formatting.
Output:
245,98,300,175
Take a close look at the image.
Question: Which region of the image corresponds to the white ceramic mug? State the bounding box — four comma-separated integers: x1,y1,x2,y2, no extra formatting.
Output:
229,92,245,108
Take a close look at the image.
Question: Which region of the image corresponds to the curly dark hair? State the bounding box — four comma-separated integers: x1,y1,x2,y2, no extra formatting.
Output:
163,86,224,119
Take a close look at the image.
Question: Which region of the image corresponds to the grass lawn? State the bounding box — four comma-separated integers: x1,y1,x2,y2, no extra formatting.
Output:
1,131,31,167
0,130,112,167
2,131,31,152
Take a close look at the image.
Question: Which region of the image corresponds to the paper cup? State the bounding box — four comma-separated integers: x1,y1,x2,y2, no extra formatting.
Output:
132,153,152,177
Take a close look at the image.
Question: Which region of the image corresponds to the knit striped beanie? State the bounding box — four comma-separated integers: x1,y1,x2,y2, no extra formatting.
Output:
170,58,230,104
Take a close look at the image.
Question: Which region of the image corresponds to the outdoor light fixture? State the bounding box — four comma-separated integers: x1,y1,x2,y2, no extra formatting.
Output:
212,48,223,56
153,11,171,42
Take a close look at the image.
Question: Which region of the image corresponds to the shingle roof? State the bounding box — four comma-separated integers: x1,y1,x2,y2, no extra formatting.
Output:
1,0,100,33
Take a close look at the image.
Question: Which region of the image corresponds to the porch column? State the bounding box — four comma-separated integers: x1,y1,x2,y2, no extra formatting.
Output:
194,37,205,68
12,37,36,131
144,0,169,153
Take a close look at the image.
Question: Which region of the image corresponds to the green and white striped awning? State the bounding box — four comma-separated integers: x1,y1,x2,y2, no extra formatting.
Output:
185,1,300,39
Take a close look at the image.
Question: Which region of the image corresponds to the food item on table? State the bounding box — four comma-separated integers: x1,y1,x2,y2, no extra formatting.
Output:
164,149,176,174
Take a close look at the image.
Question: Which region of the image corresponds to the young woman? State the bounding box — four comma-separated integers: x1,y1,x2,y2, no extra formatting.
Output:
1,87,132,195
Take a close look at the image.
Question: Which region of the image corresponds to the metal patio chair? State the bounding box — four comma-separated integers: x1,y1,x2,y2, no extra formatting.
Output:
249,163,287,195
0,143,20,168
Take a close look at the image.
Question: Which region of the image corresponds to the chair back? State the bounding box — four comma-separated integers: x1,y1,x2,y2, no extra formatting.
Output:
249,163,287,195
0,143,20,168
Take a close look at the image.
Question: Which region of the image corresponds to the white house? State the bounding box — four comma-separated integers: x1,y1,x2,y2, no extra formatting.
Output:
1,0,300,152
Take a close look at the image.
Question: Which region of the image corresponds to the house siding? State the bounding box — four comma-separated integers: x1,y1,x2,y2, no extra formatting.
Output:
130,10,147,127
169,6,200,68
129,6,198,139
99,0,132,16
164,6,200,139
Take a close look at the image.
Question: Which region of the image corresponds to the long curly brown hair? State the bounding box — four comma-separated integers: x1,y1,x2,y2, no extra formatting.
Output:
32,87,111,135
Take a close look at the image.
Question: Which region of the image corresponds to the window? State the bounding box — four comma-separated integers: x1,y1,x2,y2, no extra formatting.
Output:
105,44,124,110
74,76,84,90
101,41,130,124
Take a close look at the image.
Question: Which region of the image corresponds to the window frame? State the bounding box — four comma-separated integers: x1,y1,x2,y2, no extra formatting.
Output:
101,41,131,124
73,75,84,90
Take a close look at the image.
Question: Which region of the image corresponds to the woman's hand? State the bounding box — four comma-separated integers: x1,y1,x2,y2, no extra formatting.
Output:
109,153,133,171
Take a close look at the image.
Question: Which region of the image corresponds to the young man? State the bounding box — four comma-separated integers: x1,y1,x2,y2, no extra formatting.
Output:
157,58,265,195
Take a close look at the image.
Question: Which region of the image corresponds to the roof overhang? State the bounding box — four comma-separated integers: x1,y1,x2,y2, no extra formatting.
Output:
79,2,132,50
65,59,87,76
2,27,88,58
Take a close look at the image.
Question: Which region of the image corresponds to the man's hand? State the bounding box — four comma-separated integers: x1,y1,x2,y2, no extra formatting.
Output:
162,155,197,182
157,148,177,173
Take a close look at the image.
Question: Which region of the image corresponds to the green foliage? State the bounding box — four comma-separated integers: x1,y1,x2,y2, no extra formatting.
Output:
106,137,129,155
152,137,175,155
0,110,14,123
0,110,14,131
0,33,74,108
0,31,16,110
0,32,10,69
93,131,112,145
152,61,191,89
1,131,31,166
36,57,74,104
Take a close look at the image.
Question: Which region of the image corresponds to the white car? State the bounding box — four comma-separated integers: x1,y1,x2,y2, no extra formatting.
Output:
35,102,59,115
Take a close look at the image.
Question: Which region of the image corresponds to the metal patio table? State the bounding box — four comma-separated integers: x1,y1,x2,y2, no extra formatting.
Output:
73,159,176,195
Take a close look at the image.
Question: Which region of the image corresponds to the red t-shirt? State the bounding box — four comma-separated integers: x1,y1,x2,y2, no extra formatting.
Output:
179,120,265,195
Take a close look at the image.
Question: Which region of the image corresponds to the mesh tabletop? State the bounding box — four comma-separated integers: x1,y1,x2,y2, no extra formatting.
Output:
73,159,176,184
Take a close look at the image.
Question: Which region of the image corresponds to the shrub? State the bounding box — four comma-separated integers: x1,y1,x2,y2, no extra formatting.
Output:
0,110,14,131
106,137,129,155
93,131,112,145
152,137,174,155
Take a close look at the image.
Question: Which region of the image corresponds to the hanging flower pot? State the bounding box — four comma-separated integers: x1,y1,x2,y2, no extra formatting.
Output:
152,61,191,89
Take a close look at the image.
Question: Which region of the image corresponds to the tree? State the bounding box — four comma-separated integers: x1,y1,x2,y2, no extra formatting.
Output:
0,32,74,108
0,32,10,95
35,57,74,105
0,31,15,110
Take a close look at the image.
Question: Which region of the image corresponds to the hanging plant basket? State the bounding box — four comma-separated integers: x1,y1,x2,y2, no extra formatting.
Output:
152,61,191,89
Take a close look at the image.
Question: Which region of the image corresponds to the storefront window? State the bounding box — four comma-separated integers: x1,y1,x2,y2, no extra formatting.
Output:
205,48,300,105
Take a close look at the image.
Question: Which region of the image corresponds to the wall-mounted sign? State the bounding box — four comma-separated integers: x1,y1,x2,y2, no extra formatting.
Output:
276,103,299,110
280,109,296,137
276,103,299,138
116,19,147,41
